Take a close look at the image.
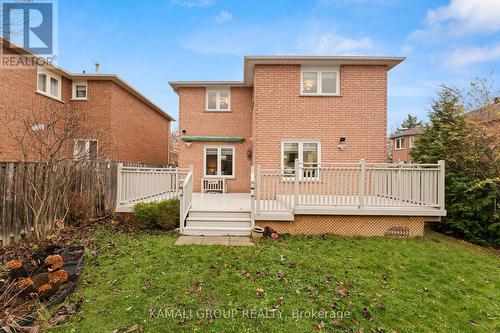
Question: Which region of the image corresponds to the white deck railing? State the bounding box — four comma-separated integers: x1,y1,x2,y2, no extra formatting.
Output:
179,169,193,233
116,164,190,208
253,160,445,216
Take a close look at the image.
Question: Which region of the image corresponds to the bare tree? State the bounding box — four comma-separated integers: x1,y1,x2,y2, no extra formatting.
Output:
0,96,109,240
169,128,180,165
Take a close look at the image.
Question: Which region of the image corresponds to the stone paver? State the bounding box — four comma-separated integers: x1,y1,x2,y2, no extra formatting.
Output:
175,235,254,246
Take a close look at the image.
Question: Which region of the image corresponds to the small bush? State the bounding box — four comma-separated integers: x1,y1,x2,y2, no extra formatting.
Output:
132,198,180,231
156,198,180,230
133,202,158,230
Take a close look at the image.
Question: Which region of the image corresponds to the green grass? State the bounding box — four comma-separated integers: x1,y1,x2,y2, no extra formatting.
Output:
50,229,499,333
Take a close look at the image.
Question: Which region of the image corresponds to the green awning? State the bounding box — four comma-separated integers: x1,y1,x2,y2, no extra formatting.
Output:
181,136,246,143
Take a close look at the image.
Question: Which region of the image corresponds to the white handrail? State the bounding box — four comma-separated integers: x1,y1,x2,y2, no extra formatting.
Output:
179,168,193,234
250,165,256,228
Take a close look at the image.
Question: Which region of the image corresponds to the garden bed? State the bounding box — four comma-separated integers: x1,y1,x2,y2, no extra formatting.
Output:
0,244,84,332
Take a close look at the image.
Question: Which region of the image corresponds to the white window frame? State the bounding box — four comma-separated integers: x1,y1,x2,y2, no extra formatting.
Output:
281,140,321,180
73,139,98,160
72,81,88,100
395,137,405,150
37,68,62,100
300,67,340,96
206,88,231,111
203,146,235,178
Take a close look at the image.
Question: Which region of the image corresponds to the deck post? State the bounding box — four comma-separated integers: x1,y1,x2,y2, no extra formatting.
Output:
294,159,299,208
359,159,365,209
116,163,123,210
438,160,445,210
255,165,261,215
250,165,256,227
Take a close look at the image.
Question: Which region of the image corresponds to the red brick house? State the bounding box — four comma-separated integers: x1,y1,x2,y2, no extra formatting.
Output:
164,56,446,236
466,97,499,145
390,126,426,163
0,38,173,164
171,57,400,192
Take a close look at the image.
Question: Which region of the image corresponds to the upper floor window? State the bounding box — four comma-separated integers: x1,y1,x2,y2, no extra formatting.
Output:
74,139,98,160
72,82,88,100
37,68,61,99
395,137,405,150
301,67,340,95
206,88,230,111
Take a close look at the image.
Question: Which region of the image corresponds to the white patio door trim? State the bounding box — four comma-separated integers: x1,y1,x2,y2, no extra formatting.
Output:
203,146,236,179
281,139,321,180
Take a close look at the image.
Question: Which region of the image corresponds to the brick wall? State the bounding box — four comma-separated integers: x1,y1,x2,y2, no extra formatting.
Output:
110,83,170,164
177,87,253,192
252,64,388,167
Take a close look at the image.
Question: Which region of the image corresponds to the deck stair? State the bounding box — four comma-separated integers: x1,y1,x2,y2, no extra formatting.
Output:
183,210,252,236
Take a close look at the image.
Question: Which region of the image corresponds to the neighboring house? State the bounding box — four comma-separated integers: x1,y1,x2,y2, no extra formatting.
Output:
165,56,446,237
465,97,500,144
0,37,173,164
389,126,426,163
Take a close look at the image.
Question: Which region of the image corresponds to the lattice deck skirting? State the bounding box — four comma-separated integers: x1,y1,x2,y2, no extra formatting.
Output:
256,215,440,237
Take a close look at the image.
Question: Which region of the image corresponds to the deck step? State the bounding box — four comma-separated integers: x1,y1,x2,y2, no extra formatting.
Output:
183,226,251,236
187,216,251,228
188,210,251,218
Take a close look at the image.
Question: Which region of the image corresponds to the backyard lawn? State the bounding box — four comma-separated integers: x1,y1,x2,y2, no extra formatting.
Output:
49,228,499,333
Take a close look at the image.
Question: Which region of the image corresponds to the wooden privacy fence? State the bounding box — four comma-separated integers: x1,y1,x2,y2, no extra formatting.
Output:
252,160,445,215
0,160,167,247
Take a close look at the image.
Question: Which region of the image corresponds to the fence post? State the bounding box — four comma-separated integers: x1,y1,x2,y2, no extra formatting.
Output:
294,159,299,208
438,160,445,210
358,159,365,209
115,163,123,210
